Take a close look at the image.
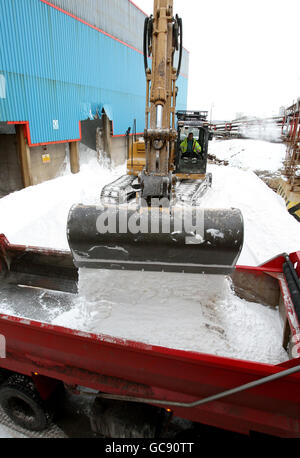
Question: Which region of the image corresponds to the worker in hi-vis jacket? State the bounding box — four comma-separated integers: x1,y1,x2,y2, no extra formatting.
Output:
180,132,202,159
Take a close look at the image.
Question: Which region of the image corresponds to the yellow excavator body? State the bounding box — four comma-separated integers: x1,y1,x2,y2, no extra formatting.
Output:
127,141,146,176
127,139,207,180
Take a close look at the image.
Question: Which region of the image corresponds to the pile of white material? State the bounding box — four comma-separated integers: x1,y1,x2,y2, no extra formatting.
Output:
0,147,124,250
0,424,20,439
0,139,299,365
202,163,299,266
209,139,285,173
0,142,298,266
53,269,287,364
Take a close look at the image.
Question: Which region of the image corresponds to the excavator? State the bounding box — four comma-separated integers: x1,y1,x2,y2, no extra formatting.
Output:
101,109,213,206
67,0,244,275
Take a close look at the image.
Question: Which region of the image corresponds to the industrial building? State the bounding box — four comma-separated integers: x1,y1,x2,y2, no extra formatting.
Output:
0,0,189,196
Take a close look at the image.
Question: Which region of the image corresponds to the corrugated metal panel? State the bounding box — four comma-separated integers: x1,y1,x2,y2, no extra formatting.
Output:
0,0,188,145
42,0,189,77
47,0,189,76
48,0,144,53
47,0,189,77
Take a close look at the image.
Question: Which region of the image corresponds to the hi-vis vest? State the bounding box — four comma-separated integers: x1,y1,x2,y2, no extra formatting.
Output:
180,138,202,154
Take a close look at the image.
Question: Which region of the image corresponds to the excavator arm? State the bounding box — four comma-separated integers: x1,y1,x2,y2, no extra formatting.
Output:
140,0,180,203
67,0,244,275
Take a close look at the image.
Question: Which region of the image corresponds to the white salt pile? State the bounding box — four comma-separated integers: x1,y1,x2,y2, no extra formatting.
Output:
0,139,296,364
52,268,288,365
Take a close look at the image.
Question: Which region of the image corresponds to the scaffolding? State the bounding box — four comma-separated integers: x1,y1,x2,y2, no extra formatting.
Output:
282,101,300,192
211,116,283,141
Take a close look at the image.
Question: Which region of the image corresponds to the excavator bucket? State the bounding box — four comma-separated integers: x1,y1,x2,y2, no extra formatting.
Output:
67,204,244,275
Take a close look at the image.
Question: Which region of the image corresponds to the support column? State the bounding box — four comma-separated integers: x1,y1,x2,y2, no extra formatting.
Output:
69,141,80,174
16,125,33,188
102,113,112,161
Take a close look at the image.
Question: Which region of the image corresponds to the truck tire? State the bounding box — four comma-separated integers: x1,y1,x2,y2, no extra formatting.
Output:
0,374,53,431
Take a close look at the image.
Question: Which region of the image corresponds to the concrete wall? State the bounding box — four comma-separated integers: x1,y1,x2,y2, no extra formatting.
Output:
111,136,127,166
29,135,128,185
30,143,67,185
0,125,128,199
0,134,23,196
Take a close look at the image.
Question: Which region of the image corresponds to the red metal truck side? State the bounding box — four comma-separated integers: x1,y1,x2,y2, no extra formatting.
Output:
0,238,300,437
0,309,299,437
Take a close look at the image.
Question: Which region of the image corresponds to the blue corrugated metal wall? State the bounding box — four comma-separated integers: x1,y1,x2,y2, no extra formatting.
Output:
48,0,190,77
0,0,188,145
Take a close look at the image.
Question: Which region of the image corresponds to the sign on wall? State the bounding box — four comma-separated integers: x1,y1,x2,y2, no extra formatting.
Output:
42,154,51,163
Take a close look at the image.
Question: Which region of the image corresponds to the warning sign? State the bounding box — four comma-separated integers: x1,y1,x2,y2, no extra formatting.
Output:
42,154,51,163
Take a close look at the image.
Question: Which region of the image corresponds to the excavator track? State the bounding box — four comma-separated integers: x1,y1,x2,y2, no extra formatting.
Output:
175,174,212,206
100,174,212,207
100,175,137,204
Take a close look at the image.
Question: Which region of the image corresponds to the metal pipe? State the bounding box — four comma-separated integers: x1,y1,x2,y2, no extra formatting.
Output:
156,104,163,129
92,364,300,408
145,78,150,130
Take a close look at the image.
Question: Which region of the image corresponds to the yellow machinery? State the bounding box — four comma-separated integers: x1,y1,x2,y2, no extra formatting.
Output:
127,139,146,177
67,0,244,275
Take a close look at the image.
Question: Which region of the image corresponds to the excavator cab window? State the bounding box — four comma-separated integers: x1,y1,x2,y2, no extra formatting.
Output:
176,125,208,174
198,128,208,156
179,126,201,146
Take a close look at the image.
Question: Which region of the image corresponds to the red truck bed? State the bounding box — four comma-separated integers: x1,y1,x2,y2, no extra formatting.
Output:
0,236,300,437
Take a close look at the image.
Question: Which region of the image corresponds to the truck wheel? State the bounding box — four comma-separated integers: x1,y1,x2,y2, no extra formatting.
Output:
0,374,53,431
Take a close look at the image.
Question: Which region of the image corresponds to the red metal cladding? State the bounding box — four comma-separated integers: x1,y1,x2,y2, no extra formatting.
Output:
290,251,300,278
0,235,9,274
0,233,69,257
31,373,61,401
0,312,300,437
7,121,82,147
237,251,296,275
0,236,300,436
276,273,300,356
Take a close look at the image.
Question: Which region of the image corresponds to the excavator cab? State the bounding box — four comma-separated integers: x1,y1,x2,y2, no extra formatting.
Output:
175,110,211,176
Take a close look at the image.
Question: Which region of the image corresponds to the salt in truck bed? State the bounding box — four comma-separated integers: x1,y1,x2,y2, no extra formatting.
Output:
0,235,299,438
